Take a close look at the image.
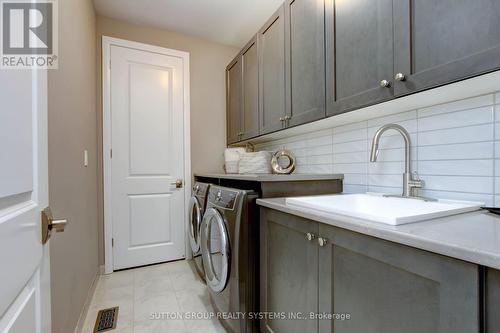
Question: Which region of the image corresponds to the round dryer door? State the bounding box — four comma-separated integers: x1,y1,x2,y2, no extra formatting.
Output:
201,208,230,293
188,196,202,253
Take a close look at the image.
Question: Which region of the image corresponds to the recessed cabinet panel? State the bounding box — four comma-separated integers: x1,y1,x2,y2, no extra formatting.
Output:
318,224,479,333
260,208,318,333
259,5,287,135
486,268,500,332
241,38,260,140
286,0,326,126
394,0,500,95
326,0,394,116
226,58,242,144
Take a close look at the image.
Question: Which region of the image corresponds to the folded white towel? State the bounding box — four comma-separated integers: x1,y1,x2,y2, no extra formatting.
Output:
224,148,246,162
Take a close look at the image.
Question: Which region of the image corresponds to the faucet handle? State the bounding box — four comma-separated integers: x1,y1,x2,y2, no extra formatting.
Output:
410,171,424,188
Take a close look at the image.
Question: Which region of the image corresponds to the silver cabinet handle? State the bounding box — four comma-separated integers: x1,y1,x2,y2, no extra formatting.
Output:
380,79,391,88
318,237,328,247
395,73,406,81
305,232,316,241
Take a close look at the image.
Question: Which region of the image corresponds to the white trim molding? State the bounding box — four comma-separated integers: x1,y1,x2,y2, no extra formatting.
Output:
101,36,191,274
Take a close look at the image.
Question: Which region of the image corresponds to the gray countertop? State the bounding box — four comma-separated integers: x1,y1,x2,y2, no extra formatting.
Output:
257,197,500,270
194,173,344,182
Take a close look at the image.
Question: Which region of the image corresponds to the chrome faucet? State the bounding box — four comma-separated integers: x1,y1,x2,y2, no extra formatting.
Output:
370,124,423,198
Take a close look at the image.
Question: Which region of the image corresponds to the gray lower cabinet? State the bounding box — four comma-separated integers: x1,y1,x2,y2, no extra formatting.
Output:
285,0,325,127
260,207,480,333
258,5,287,135
486,268,500,332
260,208,318,333
326,0,395,116
226,57,242,145
318,224,479,333
393,0,500,96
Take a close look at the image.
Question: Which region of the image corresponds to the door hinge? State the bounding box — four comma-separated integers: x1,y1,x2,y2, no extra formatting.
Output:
110,149,113,159
112,238,114,247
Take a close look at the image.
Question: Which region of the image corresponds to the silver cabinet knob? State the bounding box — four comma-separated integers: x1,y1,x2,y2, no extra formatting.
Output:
279,117,285,122
284,115,291,120
395,73,406,81
305,232,316,241
317,237,328,247
380,79,391,88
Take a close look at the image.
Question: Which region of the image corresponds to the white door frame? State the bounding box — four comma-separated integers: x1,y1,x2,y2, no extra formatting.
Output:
102,36,191,274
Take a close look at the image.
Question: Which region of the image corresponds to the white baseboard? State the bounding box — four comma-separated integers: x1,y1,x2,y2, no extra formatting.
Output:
73,268,100,333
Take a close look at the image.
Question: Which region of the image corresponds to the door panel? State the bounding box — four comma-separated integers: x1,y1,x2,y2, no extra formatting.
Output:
326,0,394,116
259,5,287,135
241,37,259,140
110,45,185,270
226,57,242,144
260,208,318,333
286,0,326,126
394,0,500,95
318,224,479,333
0,66,50,331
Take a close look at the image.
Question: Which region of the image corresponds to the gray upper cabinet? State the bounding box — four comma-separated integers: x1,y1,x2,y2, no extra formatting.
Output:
241,37,260,140
258,5,287,135
318,223,479,333
285,0,326,127
326,0,395,116
226,57,242,144
260,208,318,333
393,0,500,96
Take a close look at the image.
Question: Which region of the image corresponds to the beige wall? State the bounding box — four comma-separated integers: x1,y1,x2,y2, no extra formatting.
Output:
48,0,98,332
95,16,238,263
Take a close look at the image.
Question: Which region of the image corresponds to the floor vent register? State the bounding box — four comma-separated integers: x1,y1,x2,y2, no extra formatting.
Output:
93,307,119,332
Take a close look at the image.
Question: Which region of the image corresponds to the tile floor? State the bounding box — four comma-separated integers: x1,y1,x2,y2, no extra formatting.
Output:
81,260,226,333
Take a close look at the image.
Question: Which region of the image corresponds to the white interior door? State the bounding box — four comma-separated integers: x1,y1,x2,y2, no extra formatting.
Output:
109,43,186,270
0,69,51,331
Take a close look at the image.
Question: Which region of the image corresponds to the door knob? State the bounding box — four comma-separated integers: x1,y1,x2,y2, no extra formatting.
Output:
380,79,391,88
41,207,68,244
317,237,328,247
305,232,316,241
171,179,183,189
395,73,406,81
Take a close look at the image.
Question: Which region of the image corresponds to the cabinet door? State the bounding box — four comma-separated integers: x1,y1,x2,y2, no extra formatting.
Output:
285,0,326,127
326,0,394,116
486,268,500,332
258,5,287,135
318,224,479,333
394,0,500,96
260,208,318,333
226,57,242,144
241,37,259,140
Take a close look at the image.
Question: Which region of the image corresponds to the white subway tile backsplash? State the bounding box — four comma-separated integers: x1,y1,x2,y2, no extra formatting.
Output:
417,106,493,132
418,142,494,161
418,94,494,118
334,151,368,164
256,93,498,202
367,110,417,127
333,140,367,154
418,124,494,146
424,175,493,194
332,128,367,143
418,160,493,177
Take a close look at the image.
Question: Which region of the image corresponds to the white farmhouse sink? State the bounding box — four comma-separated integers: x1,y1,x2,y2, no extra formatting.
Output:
285,194,483,225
